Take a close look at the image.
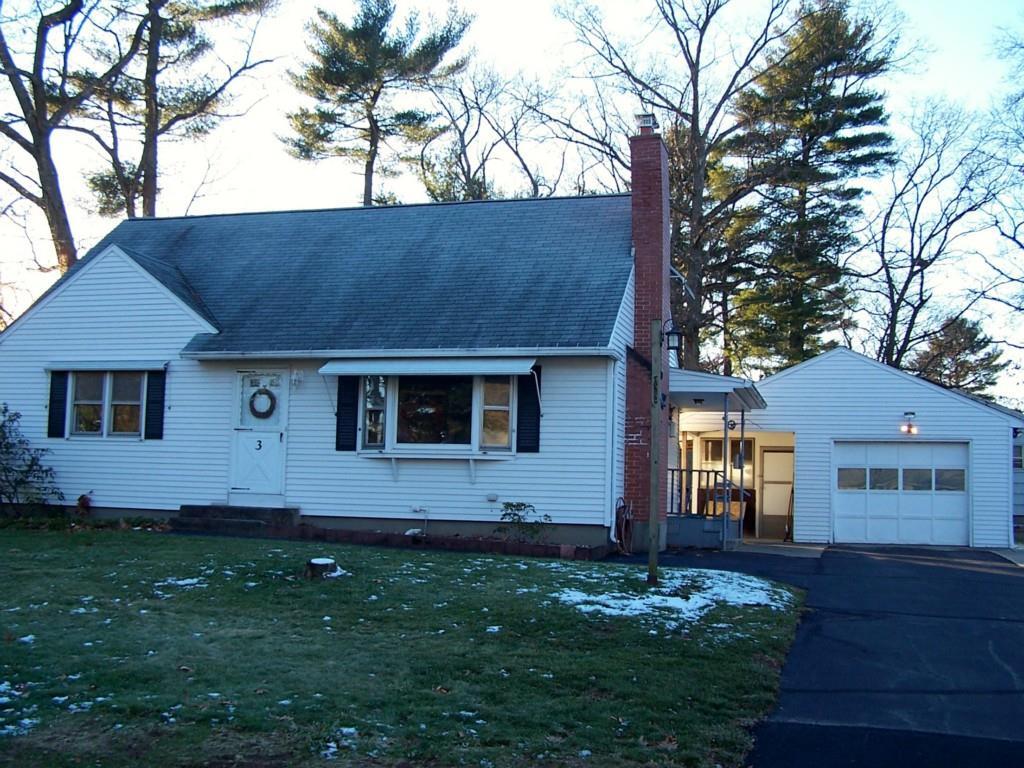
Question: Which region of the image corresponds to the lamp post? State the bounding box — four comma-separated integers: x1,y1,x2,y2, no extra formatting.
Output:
648,318,683,586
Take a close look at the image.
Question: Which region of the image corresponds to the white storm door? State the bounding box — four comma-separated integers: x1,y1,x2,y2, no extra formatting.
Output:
230,370,288,496
761,449,794,538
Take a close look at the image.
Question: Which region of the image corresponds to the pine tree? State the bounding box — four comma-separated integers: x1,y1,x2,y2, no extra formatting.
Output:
908,317,1009,398
727,0,896,369
83,0,275,219
286,0,470,206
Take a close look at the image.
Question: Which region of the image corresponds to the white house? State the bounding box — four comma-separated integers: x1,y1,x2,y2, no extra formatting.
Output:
2,112,1018,551
678,348,1024,549
0,117,724,550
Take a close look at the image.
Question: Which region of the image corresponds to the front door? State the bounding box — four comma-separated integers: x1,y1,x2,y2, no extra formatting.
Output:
230,370,288,500
760,448,794,539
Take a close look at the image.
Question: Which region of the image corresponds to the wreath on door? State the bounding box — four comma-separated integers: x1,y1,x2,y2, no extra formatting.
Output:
249,387,277,419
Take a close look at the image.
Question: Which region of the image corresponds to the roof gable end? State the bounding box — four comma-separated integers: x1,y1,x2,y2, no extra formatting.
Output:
761,347,1023,426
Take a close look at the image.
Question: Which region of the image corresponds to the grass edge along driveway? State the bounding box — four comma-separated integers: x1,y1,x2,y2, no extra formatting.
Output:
0,531,801,767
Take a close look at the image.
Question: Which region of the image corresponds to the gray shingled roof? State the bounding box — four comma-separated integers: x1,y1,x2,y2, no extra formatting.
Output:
84,195,634,356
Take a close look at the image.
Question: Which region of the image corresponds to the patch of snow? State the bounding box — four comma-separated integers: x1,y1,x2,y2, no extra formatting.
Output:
310,558,335,566
0,718,39,737
155,577,207,590
552,567,792,631
17,635,35,644
485,626,501,633
277,699,291,706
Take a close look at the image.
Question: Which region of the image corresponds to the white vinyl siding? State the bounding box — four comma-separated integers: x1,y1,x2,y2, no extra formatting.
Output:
0,248,232,511
285,357,613,525
1014,437,1023,518
609,268,634,513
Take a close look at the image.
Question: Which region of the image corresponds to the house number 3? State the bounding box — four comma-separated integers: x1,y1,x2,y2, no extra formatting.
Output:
255,439,263,450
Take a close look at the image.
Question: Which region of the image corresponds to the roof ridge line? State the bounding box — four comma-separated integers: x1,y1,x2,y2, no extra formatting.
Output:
120,193,633,224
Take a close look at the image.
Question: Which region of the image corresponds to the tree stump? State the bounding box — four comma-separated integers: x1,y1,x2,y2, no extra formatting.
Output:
304,557,337,579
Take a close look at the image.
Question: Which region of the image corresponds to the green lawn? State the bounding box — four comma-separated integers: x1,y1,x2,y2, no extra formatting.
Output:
0,531,801,767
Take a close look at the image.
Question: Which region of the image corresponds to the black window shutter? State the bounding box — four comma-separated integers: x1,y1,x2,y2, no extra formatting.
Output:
336,376,360,451
47,371,68,438
144,370,166,440
516,366,541,453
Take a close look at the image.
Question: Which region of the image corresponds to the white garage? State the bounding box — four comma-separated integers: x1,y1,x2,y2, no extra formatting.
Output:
676,348,1023,549
833,441,969,545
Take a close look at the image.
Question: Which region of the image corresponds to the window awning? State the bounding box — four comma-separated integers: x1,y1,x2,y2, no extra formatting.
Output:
318,357,537,377
45,360,169,371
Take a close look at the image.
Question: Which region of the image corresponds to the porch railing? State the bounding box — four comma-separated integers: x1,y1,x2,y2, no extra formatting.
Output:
668,468,751,518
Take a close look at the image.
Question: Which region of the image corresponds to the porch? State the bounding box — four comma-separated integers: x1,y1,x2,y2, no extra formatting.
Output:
667,368,773,549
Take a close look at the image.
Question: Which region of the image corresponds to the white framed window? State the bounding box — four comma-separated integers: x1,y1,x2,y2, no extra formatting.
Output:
72,372,105,435
703,438,754,465
362,375,386,448
359,374,516,453
109,372,144,435
69,371,146,438
481,376,512,449
1014,444,1023,470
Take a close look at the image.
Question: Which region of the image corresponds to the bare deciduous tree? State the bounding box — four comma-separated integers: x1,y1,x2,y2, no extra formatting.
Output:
71,0,275,219
851,103,1005,368
558,0,798,369
0,1,147,270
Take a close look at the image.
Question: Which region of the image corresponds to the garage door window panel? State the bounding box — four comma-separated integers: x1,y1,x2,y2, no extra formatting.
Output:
935,468,966,491
903,468,933,491
837,467,867,490
869,468,898,490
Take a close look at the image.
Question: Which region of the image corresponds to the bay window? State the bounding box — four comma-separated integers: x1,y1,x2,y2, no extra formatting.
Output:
359,375,516,452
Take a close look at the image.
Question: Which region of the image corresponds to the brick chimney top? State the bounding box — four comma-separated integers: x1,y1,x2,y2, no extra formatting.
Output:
635,113,659,135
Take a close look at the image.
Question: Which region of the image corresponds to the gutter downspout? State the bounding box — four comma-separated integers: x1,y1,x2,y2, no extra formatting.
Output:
605,358,619,545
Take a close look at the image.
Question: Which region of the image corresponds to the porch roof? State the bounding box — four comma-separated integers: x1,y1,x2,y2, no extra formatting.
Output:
668,367,766,412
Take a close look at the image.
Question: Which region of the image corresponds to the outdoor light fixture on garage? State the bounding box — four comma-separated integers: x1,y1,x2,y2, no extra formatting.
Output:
900,411,919,435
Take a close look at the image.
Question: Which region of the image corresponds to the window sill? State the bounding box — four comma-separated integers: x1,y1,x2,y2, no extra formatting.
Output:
358,449,513,460
356,450,514,482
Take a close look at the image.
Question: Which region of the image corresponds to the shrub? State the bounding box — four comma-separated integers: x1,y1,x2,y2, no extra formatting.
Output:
0,404,64,515
495,501,553,543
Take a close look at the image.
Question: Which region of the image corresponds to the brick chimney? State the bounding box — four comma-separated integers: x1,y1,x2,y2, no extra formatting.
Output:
625,113,671,552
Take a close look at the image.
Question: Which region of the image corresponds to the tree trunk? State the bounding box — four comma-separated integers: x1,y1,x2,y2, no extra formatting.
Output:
681,125,707,371
140,2,164,217
36,141,77,272
363,115,380,207
304,557,337,579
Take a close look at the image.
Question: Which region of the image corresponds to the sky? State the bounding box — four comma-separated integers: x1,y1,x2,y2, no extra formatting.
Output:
1,0,1022,397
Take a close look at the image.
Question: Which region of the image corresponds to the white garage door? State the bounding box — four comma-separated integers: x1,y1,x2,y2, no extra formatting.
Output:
833,442,969,545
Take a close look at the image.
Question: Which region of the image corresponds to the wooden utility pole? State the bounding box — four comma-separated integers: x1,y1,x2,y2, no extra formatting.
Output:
648,318,662,585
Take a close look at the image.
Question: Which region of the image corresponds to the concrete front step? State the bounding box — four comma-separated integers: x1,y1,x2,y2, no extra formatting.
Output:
178,505,298,527
168,516,269,536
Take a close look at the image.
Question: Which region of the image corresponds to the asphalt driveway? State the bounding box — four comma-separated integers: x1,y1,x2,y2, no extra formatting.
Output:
621,545,1024,767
